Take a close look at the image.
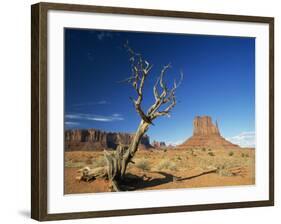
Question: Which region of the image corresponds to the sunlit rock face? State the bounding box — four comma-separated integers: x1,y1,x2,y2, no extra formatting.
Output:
180,116,240,150
65,129,151,151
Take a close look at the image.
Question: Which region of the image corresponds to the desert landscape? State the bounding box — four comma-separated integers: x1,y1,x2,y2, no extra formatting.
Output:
64,116,255,194
64,31,255,193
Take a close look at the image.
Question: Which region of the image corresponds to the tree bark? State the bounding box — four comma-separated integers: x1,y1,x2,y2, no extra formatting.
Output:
121,120,149,177
104,120,149,191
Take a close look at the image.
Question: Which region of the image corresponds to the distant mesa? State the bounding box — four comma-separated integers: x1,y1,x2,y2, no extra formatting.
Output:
65,129,152,151
179,116,241,150
193,115,220,136
65,116,241,151
152,141,166,149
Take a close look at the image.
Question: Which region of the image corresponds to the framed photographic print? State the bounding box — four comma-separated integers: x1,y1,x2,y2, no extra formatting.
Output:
31,2,274,221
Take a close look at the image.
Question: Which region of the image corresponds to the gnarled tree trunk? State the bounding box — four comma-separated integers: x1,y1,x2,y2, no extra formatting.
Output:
104,120,149,191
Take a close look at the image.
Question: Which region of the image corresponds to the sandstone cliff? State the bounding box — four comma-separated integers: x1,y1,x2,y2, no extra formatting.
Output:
152,141,166,148
193,116,220,136
65,129,152,151
180,116,240,150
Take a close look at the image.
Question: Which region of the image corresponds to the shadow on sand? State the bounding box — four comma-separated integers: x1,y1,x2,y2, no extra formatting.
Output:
120,169,217,191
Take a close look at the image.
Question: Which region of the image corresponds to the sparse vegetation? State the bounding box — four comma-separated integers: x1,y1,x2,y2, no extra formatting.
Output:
208,152,215,156
91,156,106,168
201,148,206,152
241,152,249,158
65,160,86,168
176,155,182,160
155,159,177,171
65,147,255,194
85,157,93,165
190,149,197,156
216,166,234,177
64,155,106,169
136,158,151,171
228,151,234,156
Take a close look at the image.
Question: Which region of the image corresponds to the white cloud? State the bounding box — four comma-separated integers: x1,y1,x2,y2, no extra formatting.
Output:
73,100,109,107
227,131,255,148
165,139,185,146
65,121,79,126
87,117,112,122
65,113,124,122
65,114,81,119
96,100,108,105
97,31,113,41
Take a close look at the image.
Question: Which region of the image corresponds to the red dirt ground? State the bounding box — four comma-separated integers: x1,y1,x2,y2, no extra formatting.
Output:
64,148,255,194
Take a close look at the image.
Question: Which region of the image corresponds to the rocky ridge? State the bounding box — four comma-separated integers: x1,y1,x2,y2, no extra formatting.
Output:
65,129,151,151
152,141,166,148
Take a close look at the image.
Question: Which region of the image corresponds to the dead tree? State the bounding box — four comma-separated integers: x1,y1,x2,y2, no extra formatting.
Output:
77,43,183,191
99,42,183,191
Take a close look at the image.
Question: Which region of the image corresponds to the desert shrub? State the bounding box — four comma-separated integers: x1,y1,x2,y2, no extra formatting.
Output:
91,156,106,168
228,151,234,156
156,159,177,171
196,151,252,176
85,158,94,165
201,148,206,152
65,160,85,168
176,155,182,160
136,159,150,171
71,158,82,163
163,148,167,152
190,149,197,156
214,161,235,177
208,148,212,151
208,152,215,156
241,153,249,158
216,167,234,177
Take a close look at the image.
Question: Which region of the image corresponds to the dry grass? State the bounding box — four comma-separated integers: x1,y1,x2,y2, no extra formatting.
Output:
193,149,253,176
65,148,255,194
65,148,254,182
154,159,177,171
65,153,106,169
91,156,107,168
65,160,86,168
228,151,234,156
135,158,151,171
65,149,254,176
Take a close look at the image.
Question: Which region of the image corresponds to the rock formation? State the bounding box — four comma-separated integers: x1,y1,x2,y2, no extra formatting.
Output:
65,129,152,151
152,141,166,148
179,116,240,150
193,116,220,136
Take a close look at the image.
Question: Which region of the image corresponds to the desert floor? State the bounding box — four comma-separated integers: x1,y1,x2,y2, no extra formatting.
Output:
64,147,255,194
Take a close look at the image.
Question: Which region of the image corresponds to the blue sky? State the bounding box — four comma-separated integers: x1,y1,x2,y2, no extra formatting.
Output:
64,28,255,147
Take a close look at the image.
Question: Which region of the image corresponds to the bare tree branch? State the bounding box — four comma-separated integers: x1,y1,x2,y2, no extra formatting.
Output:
147,66,183,120
123,41,183,123
124,41,154,124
